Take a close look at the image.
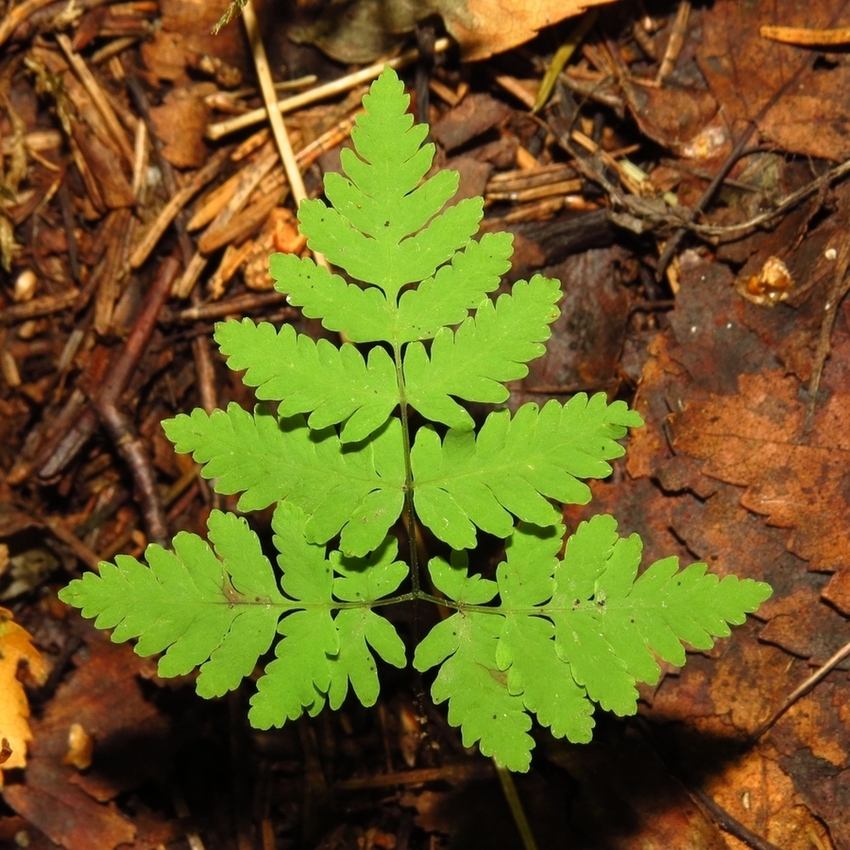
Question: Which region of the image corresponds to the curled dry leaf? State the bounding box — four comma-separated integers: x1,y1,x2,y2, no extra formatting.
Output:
0,607,47,775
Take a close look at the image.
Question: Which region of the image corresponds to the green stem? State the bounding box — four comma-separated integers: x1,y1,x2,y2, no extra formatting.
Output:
392,340,420,595
494,760,540,850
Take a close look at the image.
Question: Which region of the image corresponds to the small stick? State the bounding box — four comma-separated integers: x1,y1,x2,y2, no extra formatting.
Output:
656,0,691,82
206,37,451,140
38,257,180,478
0,0,57,48
688,784,784,850
91,36,139,65
487,178,582,203
161,290,291,323
93,401,169,546
171,250,208,300
42,512,104,571
656,13,828,278
804,239,850,431
189,116,357,233
196,146,278,254
335,761,490,790
125,67,218,417
129,148,230,268
241,0,307,206
57,180,80,281
55,33,135,167
492,74,536,109
131,117,147,198
760,24,850,46
0,288,79,325
751,638,850,741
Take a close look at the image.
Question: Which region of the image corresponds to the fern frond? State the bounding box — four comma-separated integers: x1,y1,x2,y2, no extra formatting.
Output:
249,503,406,727
61,65,771,775
58,511,287,698
163,404,406,556
289,68,484,299
299,195,483,297
395,232,514,342
412,552,535,772
269,254,394,343
549,515,772,715
60,504,407,724
404,275,563,428
411,396,643,548
216,320,398,442
416,519,772,770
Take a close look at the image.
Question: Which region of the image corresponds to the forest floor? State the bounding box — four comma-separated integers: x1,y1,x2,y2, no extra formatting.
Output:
2,0,850,848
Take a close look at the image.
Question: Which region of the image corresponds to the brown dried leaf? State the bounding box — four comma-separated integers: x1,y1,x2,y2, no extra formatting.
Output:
290,0,616,63
671,370,850,574
0,608,47,776
1,626,170,850
149,83,215,168
697,0,850,160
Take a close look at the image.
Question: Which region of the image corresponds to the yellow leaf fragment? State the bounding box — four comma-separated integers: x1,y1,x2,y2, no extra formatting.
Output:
0,607,47,775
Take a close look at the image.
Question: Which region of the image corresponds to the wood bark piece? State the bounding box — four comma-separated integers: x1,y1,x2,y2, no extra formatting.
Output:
129,147,230,268
37,257,180,480
55,33,135,167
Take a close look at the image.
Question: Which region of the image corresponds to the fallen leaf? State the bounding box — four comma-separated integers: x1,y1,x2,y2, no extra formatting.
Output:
149,83,216,168
0,608,46,777
697,0,850,160
290,0,616,63
671,370,850,575
2,623,171,850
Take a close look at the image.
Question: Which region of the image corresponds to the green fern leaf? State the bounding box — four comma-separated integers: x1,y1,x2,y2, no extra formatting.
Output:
163,404,405,556
413,553,534,772
495,525,595,743
249,503,406,728
58,510,286,698
395,232,514,343
549,515,773,715
269,254,394,343
292,67,483,299
411,396,643,548
215,320,397,442
61,65,772,775
416,610,534,772
417,519,772,769
404,275,563,428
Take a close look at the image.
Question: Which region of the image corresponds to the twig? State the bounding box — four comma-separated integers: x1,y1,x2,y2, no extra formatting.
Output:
688,783,785,850
55,33,135,167
655,4,843,278
125,70,219,414
752,637,850,741
38,257,180,478
656,1,690,82
161,290,292,324
335,761,490,790
240,0,307,207
689,156,850,238
760,24,850,46
206,38,451,140
124,70,197,264
804,239,850,431
92,401,168,546
128,149,230,268
0,0,58,49
0,288,79,325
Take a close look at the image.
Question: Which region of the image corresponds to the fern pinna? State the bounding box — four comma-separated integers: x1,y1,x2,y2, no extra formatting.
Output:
60,67,771,771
